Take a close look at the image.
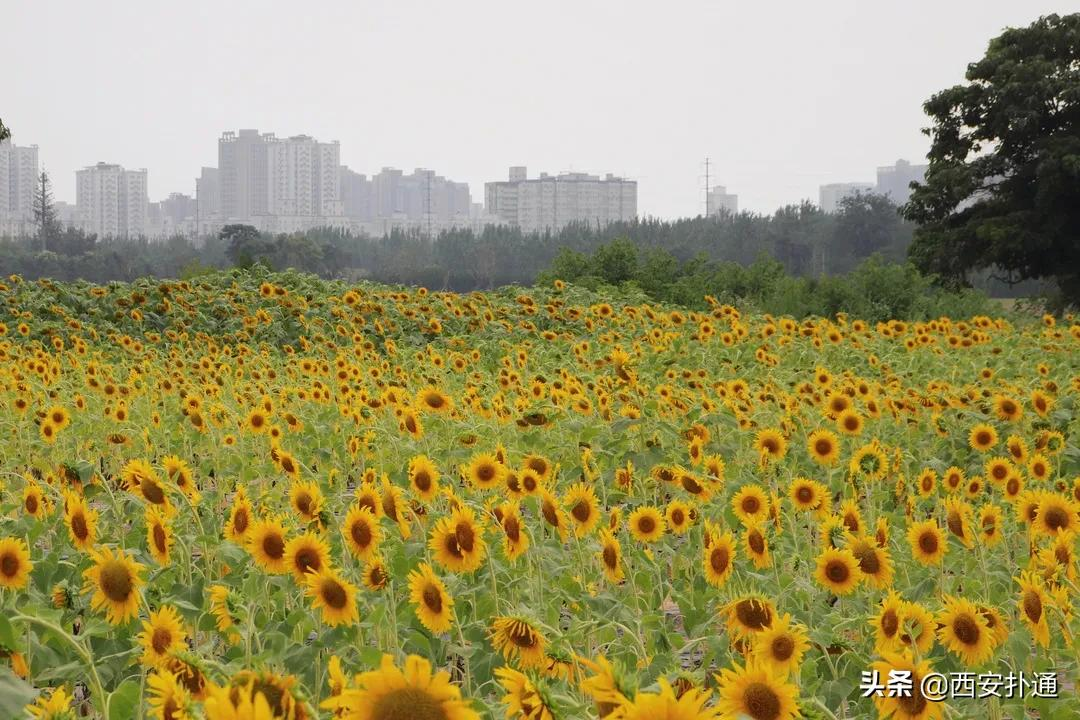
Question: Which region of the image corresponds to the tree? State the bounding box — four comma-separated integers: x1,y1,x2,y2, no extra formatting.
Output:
902,13,1080,309
0,117,9,142
32,171,58,251
831,191,906,272
221,224,269,268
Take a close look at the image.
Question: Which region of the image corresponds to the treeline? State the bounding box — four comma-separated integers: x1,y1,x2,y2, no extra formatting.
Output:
537,240,994,322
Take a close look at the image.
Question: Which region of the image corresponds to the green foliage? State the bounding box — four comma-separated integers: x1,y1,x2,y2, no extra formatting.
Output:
903,12,1080,310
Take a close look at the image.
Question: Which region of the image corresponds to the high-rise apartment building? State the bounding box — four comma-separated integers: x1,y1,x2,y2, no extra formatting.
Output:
875,159,927,206
0,139,39,234
75,162,148,238
485,167,636,233
341,166,472,228
707,185,739,216
819,182,874,213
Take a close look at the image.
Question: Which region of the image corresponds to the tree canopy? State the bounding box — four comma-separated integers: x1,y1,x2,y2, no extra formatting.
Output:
0,117,9,142
902,13,1080,308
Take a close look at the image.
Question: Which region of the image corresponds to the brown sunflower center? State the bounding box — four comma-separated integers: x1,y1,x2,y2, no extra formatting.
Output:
370,687,449,720
671,509,685,526
1,553,19,578
503,516,521,542
896,686,928,716
413,471,432,492
141,477,166,505
854,546,880,575
351,520,372,549
294,548,321,575
770,634,795,662
233,508,249,535
734,599,772,631
153,524,168,554
1023,590,1043,624
748,531,765,554
476,463,496,483
321,579,348,609
637,516,656,535
454,523,475,553
602,545,618,570
295,492,312,515
71,511,90,541
263,533,284,560
422,585,443,614
25,495,38,514
952,615,981,645
710,546,729,575
1043,506,1069,531
742,496,761,514
742,681,782,720
946,513,964,539
572,501,592,523
796,487,813,503
100,560,134,602
151,627,173,654
825,560,850,584
918,532,938,555
815,439,833,456
881,609,898,637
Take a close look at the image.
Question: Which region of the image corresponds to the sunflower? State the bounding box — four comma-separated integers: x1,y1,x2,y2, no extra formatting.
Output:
209,584,239,637
147,670,192,720
0,537,33,590
1034,493,1079,537
564,483,601,538
788,477,825,512
305,567,360,627
897,600,937,654
399,408,424,439
247,516,290,574
869,652,944,720
984,457,1013,486
751,613,809,679
916,468,937,497
25,686,76,719
146,506,174,565
848,534,894,589
538,489,570,542
408,455,440,502
408,562,454,634
806,428,840,466
464,452,505,491
491,616,548,669
342,504,381,561
814,546,862,595
430,504,487,574
977,604,1010,650
870,591,905,653
162,455,200,504
628,506,665,543
362,557,389,591
977,504,1003,546
380,475,412,539
139,605,187,667
416,387,453,413
942,497,975,549
968,423,998,452
209,671,310,720
732,484,770,526
942,466,965,494
495,502,530,562
22,481,47,519
495,666,556,720
906,519,946,566
725,595,776,640
838,499,864,535
522,454,553,483
122,458,171,508
598,528,624,583
289,479,324,525
753,428,787,465
226,487,253,542
715,660,800,720
992,394,1022,422
63,490,98,551
321,653,479,720
245,407,270,434
848,442,889,481
666,500,694,536
622,677,716,720
835,409,864,436
354,482,383,518
285,531,331,582
579,654,634,717
743,524,771,569
83,546,145,624
937,596,994,666
703,531,736,588
1016,571,1051,648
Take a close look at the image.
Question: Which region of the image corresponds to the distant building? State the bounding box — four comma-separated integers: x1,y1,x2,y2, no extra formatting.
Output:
707,185,738,216
485,167,636,233
819,182,874,213
76,162,148,238
0,139,38,236
195,167,219,230
54,201,79,229
148,192,197,239
875,159,927,206
340,165,473,233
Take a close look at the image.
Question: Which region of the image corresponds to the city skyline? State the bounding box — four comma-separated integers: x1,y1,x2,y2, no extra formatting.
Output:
5,1,1074,219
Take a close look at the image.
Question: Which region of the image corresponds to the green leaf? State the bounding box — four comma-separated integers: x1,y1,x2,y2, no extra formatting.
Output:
0,666,38,718
108,678,141,720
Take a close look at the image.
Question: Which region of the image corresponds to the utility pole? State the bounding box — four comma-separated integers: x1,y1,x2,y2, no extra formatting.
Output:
704,157,711,217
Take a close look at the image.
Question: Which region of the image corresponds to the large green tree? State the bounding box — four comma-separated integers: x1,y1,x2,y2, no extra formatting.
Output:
902,13,1080,308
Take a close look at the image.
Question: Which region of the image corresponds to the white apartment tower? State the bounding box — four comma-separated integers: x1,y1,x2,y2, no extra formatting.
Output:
76,162,148,238
485,167,636,233
0,140,39,233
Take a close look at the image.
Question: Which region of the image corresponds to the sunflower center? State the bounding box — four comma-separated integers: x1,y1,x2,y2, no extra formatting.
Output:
825,560,849,583
796,487,812,503
1,553,19,578
476,464,496,483
1043,507,1069,531
321,579,348,609
815,439,833,456
748,531,765,554
952,615,981,645
896,686,928,716
637,516,656,535
263,533,284,560
71,511,90,540
509,624,538,648
742,681,782,720
672,509,685,525
295,548,321,575
541,501,559,527
1023,590,1043,624
572,501,592,523
503,516,521,542
742,497,760,514
422,585,443,613
153,524,168,554
296,492,312,515
413,471,431,492
25,495,38,514
710,547,729,574
682,476,704,494
100,560,134,602
770,634,795,662
351,520,372,548
151,627,173,654
735,599,772,630
918,532,938,554
370,687,449,720
141,478,166,505
854,546,880,575
454,523,475,552
602,545,618,570
233,508,249,534
881,609,898,637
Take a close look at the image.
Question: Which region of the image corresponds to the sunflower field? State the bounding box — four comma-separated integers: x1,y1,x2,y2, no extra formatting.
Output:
1,268,1078,720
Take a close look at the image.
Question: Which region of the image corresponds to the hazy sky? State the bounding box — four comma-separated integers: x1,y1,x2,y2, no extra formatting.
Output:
3,1,1073,217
